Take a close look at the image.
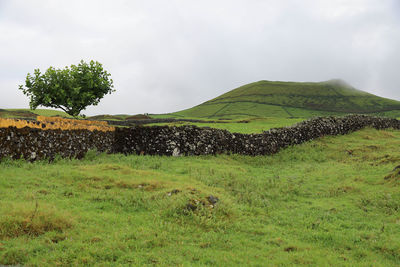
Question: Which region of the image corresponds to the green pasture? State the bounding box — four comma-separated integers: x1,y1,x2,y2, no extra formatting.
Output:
149,117,305,134
1,127,399,266
0,109,75,119
168,80,400,119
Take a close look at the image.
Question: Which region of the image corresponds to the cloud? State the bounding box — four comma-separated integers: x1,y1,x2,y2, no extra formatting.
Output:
0,0,399,115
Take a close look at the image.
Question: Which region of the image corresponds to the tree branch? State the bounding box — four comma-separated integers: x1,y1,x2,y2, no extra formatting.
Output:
56,105,69,113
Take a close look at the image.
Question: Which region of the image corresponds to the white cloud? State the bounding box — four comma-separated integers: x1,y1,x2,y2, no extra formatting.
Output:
0,0,399,115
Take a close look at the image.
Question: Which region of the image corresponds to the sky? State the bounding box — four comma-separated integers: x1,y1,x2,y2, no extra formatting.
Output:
0,0,399,115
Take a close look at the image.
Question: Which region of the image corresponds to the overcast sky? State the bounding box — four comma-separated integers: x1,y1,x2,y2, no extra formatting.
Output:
0,0,399,115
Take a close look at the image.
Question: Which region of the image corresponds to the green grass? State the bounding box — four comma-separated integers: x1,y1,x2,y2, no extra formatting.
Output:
149,117,305,134
12,109,74,118
1,127,400,266
168,80,400,119
0,109,75,119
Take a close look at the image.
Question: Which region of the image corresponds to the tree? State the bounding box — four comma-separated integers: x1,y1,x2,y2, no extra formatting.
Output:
19,60,114,117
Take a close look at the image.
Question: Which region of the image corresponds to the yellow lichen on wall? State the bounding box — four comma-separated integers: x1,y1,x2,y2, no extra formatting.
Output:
0,118,40,129
0,117,115,132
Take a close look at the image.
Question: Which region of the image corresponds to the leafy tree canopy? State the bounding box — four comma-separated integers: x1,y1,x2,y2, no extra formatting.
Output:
19,60,114,117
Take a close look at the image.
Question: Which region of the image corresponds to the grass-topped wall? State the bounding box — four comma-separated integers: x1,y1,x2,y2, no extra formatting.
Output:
0,116,114,132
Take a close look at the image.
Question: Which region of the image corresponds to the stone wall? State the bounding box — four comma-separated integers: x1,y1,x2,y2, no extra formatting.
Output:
0,127,114,161
113,115,400,156
0,115,399,160
0,116,114,132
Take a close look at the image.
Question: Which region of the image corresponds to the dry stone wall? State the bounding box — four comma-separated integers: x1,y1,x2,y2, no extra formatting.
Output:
0,115,399,161
113,115,400,156
0,127,114,161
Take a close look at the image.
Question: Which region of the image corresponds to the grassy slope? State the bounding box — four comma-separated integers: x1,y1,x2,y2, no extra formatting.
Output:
0,109,74,119
1,127,400,266
1,109,139,122
169,80,400,119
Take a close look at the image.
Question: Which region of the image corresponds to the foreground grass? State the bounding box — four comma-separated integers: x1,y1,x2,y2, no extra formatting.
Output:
0,128,400,266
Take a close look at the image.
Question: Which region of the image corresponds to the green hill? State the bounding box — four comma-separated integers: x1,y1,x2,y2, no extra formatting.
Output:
169,79,400,119
0,109,76,119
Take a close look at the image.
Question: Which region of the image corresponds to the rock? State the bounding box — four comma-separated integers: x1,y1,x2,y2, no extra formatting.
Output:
207,195,219,205
167,189,181,196
172,147,180,157
186,202,198,211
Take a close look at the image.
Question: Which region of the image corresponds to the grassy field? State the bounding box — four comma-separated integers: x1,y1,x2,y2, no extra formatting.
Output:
149,117,305,134
168,80,400,119
0,108,306,133
0,109,75,119
1,127,400,266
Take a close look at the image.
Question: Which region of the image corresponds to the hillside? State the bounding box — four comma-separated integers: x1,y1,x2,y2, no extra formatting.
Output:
0,109,75,119
169,79,400,119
